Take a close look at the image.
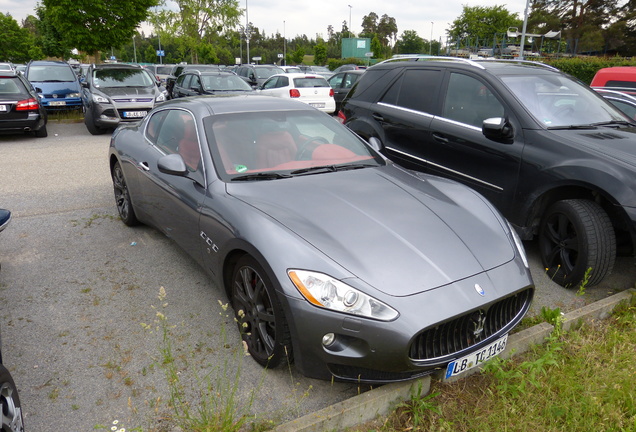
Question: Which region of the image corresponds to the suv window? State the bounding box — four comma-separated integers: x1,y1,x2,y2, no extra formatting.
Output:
442,73,503,128
381,69,441,113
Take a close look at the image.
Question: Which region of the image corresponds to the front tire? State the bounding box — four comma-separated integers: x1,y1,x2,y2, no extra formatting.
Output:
539,199,616,287
231,255,292,368
84,109,106,135
112,162,139,226
0,364,24,432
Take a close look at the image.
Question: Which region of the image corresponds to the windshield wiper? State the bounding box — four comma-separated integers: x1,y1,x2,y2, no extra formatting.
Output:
590,120,634,128
231,172,292,181
290,163,374,176
546,124,598,130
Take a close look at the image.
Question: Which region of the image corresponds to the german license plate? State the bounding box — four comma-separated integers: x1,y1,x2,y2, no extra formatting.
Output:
445,334,508,379
0,105,7,112
49,101,66,106
123,111,147,118
309,103,325,108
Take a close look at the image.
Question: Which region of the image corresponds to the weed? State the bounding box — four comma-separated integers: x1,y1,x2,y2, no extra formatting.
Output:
577,267,592,296
395,381,441,428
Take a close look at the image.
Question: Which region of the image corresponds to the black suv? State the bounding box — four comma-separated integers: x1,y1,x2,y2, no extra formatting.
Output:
171,70,253,98
340,57,636,288
164,64,221,98
235,64,284,88
0,69,48,137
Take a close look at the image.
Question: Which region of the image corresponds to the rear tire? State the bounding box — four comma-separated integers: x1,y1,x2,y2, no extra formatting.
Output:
112,162,139,226
0,364,24,432
539,199,616,287
34,125,48,138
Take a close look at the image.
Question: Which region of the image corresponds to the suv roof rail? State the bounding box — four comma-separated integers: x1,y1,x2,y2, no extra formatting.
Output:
375,55,559,72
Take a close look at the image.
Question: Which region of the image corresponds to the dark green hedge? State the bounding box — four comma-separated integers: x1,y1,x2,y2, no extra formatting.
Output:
542,57,636,84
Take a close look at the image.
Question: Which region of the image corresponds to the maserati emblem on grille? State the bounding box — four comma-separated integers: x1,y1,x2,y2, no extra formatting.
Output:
474,283,485,296
470,310,486,338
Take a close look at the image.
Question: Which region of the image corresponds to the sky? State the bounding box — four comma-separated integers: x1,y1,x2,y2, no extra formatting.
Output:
1,0,531,44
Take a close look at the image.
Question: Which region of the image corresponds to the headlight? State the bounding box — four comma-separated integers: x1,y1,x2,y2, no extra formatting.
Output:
288,269,399,321
68,92,81,98
156,92,166,102
92,94,110,104
507,220,529,268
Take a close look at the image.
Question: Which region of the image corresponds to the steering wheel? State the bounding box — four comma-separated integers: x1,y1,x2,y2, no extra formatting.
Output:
296,136,329,160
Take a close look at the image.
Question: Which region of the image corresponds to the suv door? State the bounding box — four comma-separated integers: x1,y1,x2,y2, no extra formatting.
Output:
426,71,522,212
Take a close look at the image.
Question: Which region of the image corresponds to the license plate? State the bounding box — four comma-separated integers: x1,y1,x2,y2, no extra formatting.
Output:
445,334,508,379
49,101,66,106
123,111,147,118
0,105,7,112
309,103,325,108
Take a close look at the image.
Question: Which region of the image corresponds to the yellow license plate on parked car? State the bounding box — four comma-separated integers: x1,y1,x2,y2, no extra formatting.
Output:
445,334,508,379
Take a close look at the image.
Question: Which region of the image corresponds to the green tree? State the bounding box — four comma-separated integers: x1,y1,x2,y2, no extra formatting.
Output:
371,35,382,58
396,30,424,54
448,5,521,47
0,13,36,62
150,0,241,63
377,14,398,47
361,12,379,36
314,41,327,65
42,0,159,61
290,46,305,64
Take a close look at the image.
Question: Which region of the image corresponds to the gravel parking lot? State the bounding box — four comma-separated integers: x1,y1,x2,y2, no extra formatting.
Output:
1,121,634,431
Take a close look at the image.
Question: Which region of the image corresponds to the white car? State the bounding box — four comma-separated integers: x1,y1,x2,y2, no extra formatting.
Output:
258,73,336,114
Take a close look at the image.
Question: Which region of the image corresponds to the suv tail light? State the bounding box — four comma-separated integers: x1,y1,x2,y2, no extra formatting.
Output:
289,89,301,98
16,98,39,111
336,110,346,124
329,88,334,97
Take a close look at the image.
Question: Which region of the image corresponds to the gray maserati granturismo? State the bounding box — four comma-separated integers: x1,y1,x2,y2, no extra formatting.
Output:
108,95,534,383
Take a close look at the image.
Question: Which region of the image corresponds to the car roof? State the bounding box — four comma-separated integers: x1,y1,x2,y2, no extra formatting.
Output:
369,57,560,76
93,63,143,69
161,94,316,115
28,60,70,66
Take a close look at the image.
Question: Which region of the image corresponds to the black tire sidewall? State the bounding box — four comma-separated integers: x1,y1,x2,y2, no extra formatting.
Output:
0,363,24,432
539,199,616,287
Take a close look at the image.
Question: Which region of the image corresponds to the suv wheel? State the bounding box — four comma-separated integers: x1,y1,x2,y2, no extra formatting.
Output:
539,199,616,288
0,364,24,432
84,109,106,135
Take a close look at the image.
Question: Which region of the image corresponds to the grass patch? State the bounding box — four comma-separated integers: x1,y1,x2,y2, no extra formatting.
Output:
351,294,636,432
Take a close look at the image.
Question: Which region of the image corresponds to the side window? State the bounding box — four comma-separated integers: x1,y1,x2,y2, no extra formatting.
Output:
443,73,504,128
154,110,203,175
190,75,201,89
181,75,192,89
329,74,344,88
278,76,289,88
145,110,170,145
262,77,278,89
380,69,441,114
176,74,187,87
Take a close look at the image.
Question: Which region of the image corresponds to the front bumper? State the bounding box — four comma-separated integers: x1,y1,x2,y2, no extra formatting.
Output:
282,263,534,383
91,100,155,128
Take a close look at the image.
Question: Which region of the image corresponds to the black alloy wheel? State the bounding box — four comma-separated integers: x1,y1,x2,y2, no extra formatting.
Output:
112,162,139,227
0,364,24,432
231,256,292,367
539,199,616,287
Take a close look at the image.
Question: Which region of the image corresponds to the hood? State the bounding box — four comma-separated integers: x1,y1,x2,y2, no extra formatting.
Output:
548,127,636,168
97,86,157,99
227,167,514,296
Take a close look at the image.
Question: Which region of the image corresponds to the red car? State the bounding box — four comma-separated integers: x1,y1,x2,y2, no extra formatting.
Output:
590,66,636,94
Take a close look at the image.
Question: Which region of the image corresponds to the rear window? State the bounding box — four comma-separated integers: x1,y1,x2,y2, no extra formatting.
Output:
0,78,24,95
293,77,329,88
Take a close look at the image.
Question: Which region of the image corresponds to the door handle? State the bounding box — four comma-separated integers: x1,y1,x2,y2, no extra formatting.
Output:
432,133,449,144
139,162,150,171
372,113,384,122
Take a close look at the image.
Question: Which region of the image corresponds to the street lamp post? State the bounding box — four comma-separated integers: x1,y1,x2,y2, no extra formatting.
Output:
348,5,352,37
283,20,286,66
519,0,531,60
245,0,250,64
430,22,434,55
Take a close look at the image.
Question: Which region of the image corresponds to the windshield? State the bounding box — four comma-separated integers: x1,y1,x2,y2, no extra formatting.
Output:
93,69,155,88
204,109,383,181
501,74,628,128
255,67,284,79
201,75,252,91
28,65,77,82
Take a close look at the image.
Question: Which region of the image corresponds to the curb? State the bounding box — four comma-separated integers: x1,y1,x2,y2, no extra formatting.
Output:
273,288,636,432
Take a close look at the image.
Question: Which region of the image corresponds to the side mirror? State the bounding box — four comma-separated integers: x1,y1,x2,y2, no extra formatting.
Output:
158,154,188,176
482,117,514,142
81,81,89,88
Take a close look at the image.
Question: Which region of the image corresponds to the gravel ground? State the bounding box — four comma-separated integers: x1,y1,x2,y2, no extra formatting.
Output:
0,121,634,431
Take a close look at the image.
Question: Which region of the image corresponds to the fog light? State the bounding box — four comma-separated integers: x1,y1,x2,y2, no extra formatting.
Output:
322,333,335,346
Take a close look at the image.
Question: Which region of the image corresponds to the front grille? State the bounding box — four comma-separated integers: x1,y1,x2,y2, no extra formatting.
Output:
409,288,533,361
112,98,154,103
